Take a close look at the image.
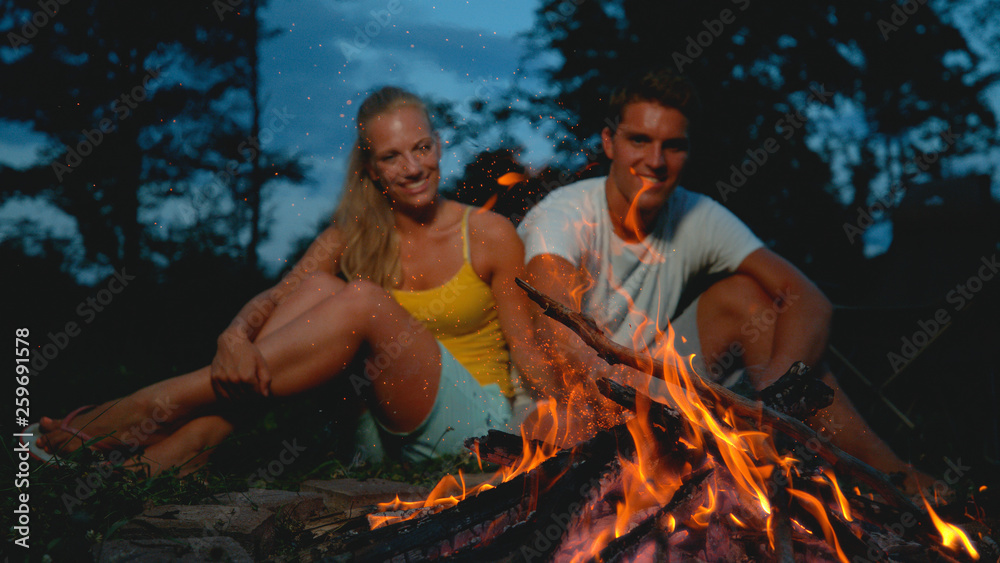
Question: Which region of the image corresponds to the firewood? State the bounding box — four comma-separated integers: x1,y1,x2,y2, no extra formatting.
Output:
465,429,535,467
768,468,796,563
443,429,625,562
516,277,919,512
584,467,714,563
331,428,627,562
755,361,834,419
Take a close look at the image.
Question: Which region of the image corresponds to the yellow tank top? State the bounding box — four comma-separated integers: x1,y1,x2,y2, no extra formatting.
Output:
391,208,513,396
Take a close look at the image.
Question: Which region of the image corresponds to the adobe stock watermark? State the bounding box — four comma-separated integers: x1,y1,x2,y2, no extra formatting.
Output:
51,67,163,181
454,75,509,151
886,253,998,373
716,83,834,202
30,268,136,375
338,0,404,63
218,232,344,349
246,439,307,486
348,277,472,395
705,289,800,380
178,106,296,222
843,182,905,245
852,458,972,562
671,0,751,73
877,0,930,41
843,127,957,244
212,0,244,21
6,0,71,50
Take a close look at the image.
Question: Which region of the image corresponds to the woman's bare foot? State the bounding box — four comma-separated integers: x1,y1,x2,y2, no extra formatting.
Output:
36,403,136,455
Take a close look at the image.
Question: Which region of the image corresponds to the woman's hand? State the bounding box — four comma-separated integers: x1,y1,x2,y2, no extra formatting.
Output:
210,330,272,399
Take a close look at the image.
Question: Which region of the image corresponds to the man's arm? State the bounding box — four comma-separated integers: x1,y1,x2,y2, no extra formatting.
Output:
733,247,834,387
524,253,631,407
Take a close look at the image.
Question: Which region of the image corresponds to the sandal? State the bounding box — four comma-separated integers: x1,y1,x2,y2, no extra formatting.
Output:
20,405,108,463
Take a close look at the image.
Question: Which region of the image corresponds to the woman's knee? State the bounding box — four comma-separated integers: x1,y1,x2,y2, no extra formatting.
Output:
287,271,345,301
342,279,396,309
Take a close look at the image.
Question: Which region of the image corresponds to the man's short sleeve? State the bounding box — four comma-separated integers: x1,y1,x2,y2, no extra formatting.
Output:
687,195,764,274
517,183,595,268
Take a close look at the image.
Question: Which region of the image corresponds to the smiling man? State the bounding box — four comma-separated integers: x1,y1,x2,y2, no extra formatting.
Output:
517,68,931,493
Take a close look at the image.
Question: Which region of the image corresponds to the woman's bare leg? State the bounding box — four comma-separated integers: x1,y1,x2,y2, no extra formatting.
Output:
37,274,441,468
134,415,236,476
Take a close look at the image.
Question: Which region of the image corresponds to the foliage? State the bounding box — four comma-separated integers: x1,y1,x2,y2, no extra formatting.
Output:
1,390,484,562
0,0,306,272
445,0,997,291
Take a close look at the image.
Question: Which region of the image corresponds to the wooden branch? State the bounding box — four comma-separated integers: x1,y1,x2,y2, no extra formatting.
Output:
596,378,685,440
516,277,919,512
768,469,796,563
755,361,834,419
586,467,714,563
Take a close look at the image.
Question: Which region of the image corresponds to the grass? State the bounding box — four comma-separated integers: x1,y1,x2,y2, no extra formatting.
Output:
3,393,488,563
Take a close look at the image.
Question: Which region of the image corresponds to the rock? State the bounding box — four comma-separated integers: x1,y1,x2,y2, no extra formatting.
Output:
300,479,430,513
118,504,275,559
93,537,252,562
209,488,325,524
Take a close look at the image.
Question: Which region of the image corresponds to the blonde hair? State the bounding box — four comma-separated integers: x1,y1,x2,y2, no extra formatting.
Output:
333,87,433,289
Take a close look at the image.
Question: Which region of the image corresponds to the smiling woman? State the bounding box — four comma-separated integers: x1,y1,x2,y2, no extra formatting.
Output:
27,86,551,475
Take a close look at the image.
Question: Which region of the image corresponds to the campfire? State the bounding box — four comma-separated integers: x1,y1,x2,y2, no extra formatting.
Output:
330,281,993,562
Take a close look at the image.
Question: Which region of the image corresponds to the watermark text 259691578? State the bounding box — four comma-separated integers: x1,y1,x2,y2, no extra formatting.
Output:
15,327,31,427
13,327,32,549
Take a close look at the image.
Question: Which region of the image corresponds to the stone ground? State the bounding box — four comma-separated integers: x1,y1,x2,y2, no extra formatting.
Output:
91,478,441,562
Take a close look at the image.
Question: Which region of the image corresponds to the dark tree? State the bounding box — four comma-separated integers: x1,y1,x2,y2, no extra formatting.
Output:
477,0,997,291
0,0,304,272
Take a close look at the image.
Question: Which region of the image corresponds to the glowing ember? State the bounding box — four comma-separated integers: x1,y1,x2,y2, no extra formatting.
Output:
497,171,526,186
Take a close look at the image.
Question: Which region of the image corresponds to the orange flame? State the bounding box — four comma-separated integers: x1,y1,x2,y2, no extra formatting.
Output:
923,496,980,559
689,484,717,528
369,400,567,530
787,488,849,563
814,467,852,522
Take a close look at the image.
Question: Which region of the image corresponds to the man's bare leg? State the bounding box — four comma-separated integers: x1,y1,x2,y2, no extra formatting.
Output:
696,275,935,495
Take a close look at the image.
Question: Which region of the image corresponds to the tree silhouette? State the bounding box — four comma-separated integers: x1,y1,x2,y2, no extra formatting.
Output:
471,0,998,291
0,0,305,272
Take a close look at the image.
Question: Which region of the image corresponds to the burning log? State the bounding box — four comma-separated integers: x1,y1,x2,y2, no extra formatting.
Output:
469,429,535,467
768,468,796,563
330,427,637,561
516,277,918,511
756,361,834,420
584,467,713,563
445,429,626,562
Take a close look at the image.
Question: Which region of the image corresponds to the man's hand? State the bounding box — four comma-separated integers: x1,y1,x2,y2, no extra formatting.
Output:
211,330,272,399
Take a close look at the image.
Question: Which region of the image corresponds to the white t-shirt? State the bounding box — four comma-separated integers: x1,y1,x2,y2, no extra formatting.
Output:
518,177,764,354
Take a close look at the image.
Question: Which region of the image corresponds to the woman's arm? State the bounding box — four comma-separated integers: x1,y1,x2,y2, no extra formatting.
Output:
212,226,345,399
469,211,562,397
